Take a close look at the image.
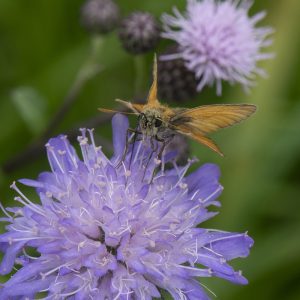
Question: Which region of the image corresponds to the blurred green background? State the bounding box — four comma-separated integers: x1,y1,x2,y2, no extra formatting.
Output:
0,0,300,299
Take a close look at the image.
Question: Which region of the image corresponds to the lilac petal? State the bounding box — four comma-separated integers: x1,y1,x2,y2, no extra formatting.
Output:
138,184,150,199
98,274,114,299
164,149,178,162
46,136,79,173
1,276,54,297
18,178,44,188
37,241,64,254
37,171,56,183
4,262,53,287
112,113,129,159
214,270,248,285
0,242,25,275
167,278,211,300
196,251,235,275
106,163,117,181
186,163,221,193
210,233,254,260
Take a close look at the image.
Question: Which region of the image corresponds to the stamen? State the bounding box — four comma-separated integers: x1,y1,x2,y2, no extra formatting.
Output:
174,161,192,188
78,132,90,166
200,186,223,204
199,282,217,298
210,233,245,244
11,236,60,242
59,282,87,297
61,135,78,169
46,145,65,174
0,201,13,219
14,196,46,217
87,129,96,149
22,248,39,260
40,261,75,279
202,246,223,258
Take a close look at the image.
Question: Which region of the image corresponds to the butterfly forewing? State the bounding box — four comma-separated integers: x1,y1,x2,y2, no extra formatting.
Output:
170,104,256,135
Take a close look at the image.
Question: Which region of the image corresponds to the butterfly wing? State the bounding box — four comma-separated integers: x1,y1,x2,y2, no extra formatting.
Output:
174,125,224,156
169,104,256,156
171,104,256,135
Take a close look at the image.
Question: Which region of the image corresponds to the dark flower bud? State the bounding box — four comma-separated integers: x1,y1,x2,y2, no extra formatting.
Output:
158,46,198,103
81,0,120,34
165,134,190,166
118,12,160,55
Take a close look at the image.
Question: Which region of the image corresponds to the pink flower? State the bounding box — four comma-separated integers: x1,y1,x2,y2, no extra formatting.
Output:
162,0,274,95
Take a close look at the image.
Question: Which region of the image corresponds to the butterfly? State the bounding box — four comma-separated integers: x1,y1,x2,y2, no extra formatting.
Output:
99,56,256,157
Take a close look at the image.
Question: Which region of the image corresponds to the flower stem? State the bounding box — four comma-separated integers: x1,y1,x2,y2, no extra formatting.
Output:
42,35,104,138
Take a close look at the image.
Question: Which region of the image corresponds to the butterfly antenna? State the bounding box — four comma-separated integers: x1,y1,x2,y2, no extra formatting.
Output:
98,108,137,115
147,54,159,106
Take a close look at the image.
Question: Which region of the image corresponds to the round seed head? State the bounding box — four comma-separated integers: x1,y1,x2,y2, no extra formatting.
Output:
81,0,120,34
118,12,160,55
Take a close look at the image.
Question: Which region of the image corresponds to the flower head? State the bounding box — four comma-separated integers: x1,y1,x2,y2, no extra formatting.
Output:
0,114,253,299
118,12,161,55
162,0,274,95
81,0,120,34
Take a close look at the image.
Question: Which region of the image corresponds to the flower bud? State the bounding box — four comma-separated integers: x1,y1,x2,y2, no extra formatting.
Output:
158,47,198,103
81,0,120,34
118,12,160,55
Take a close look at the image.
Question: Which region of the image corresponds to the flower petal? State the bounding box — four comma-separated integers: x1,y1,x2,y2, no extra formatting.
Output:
112,113,129,159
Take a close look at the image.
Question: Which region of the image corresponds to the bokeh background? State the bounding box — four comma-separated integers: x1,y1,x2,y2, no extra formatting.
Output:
0,0,300,299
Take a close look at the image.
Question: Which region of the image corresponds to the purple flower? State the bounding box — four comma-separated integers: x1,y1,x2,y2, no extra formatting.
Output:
161,0,274,95
0,114,253,299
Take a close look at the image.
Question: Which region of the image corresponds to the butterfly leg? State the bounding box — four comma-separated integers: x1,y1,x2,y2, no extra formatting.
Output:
142,136,158,182
116,128,142,168
148,136,174,183
156,135,174,161
147,136,172,184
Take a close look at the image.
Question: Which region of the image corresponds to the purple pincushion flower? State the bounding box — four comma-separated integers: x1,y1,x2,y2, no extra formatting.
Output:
0,114,253,299
161,0,274,95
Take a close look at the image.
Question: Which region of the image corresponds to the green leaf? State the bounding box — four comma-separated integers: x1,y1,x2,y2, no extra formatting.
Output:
11,86,47,135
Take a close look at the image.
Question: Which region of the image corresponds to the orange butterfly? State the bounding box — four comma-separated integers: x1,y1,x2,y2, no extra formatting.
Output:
99,56,256,157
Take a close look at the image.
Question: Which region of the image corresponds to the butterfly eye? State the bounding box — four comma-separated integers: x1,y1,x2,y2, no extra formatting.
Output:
154,119,162,127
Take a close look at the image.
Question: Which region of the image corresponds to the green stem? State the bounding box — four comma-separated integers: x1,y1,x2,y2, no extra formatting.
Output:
42,35,104,138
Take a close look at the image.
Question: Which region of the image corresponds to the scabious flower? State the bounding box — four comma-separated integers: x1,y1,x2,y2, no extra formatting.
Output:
0,114,253,299
161,0,274,95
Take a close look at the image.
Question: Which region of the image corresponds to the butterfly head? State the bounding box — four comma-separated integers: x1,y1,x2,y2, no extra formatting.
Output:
139,109,163,138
